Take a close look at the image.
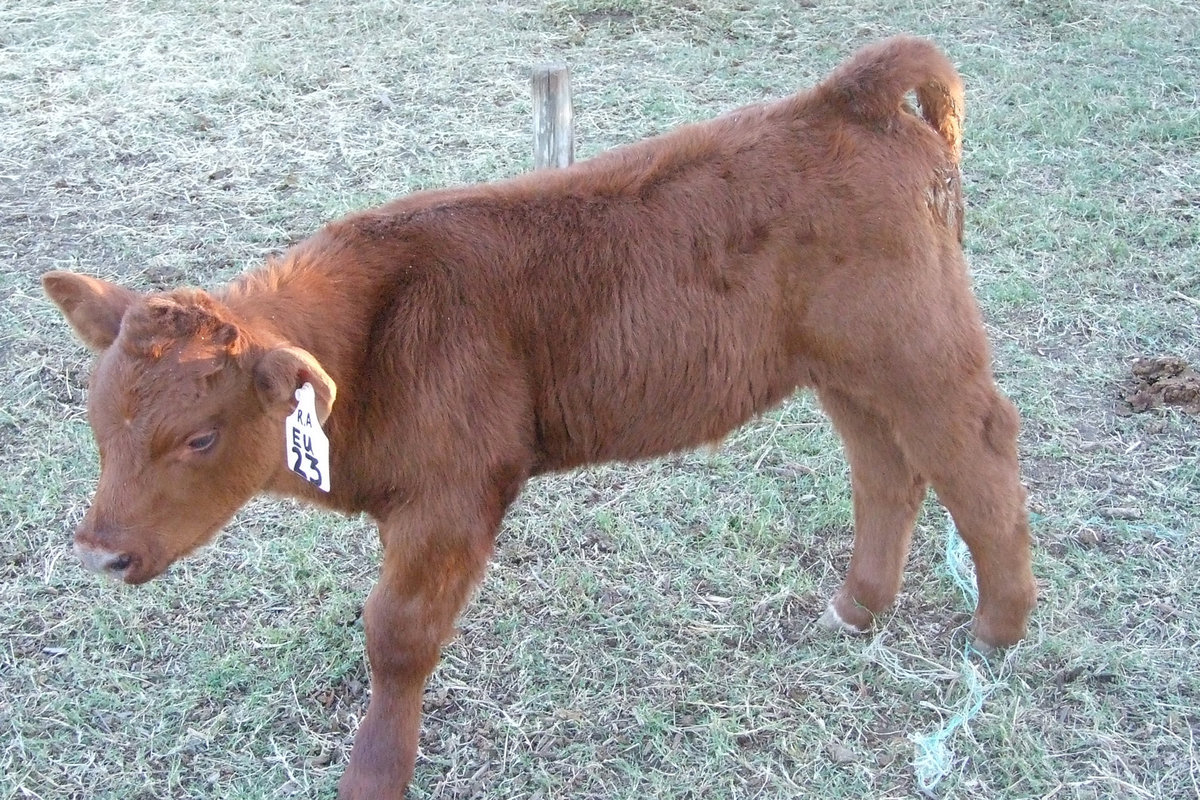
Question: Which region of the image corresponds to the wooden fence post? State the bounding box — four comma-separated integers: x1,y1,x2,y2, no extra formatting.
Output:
531,64,574,169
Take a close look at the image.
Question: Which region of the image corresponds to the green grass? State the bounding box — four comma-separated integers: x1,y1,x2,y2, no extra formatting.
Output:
2,0,1199,798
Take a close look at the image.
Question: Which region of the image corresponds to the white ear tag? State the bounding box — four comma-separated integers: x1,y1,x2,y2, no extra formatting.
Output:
285,382,331,492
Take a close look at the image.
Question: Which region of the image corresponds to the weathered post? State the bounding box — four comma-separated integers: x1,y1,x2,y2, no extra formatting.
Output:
531,64,574,169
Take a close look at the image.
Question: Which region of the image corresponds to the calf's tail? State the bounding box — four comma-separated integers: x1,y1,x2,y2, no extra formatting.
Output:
818,36,965,164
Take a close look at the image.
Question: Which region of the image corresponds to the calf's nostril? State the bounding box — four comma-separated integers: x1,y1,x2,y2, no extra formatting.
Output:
108,554,133,572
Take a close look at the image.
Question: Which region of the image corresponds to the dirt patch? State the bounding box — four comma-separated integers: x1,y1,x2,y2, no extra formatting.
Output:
1117,356,1200,415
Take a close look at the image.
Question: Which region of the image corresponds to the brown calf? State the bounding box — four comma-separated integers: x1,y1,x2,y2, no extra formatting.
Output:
44,36,1035,797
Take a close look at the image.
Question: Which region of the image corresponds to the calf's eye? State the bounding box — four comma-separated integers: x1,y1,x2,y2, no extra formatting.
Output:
186,430,219,453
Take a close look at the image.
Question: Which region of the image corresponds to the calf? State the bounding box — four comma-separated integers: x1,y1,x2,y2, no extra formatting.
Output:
44,36,1036,798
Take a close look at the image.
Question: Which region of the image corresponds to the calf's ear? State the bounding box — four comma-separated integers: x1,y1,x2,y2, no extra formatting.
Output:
252,346,337,424
42,271,140,351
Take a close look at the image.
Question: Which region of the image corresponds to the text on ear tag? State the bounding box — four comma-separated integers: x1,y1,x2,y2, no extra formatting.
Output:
285,382,330,492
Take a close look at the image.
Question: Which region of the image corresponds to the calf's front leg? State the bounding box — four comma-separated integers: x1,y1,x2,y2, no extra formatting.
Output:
337,500,500,799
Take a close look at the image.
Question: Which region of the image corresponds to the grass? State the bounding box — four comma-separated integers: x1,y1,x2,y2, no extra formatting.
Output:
2,0,1198,798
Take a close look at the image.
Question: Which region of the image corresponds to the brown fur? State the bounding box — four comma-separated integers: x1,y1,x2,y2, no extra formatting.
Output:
43,37,1036,798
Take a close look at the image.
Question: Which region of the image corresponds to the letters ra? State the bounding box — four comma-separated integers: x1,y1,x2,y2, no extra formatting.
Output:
293,406,312,427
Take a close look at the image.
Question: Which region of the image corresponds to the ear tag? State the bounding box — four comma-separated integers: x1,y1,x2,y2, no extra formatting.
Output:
285,382,330,492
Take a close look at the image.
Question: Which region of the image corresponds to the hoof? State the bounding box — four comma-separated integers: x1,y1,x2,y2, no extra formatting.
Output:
970,636,997,656
816,602,869,635
971,613,1031,653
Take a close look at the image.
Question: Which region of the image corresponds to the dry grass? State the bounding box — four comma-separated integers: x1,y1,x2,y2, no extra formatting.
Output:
2,1,1198,798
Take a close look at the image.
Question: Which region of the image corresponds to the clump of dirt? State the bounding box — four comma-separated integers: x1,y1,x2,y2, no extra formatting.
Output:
1117,356,1200,415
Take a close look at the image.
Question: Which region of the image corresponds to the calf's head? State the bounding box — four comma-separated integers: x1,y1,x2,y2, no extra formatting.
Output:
42,271,335,584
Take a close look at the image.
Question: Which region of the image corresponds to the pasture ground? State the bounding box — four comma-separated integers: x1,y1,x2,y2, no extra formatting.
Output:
2,1,1198,798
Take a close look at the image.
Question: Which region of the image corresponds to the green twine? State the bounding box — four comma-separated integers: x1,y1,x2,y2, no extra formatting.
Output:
909,517,994,794
941,515,979,607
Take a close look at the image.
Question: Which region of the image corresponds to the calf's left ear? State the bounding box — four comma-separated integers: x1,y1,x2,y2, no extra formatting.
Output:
42,271,140,351
252,345,337,424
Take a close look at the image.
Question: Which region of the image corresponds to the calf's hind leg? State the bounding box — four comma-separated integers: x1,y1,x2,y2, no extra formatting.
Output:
891,387,1036,648
816,387,928,634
